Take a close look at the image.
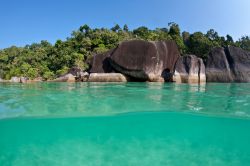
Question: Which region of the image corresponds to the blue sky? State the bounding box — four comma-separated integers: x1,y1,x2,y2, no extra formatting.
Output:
0,0,250,49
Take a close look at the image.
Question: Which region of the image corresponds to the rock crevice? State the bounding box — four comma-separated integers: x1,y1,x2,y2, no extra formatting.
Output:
206,46,250,82
173,55,206,84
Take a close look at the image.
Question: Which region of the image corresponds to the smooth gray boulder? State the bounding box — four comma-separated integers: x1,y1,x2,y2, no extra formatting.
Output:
206,47,233,82
52,74,75,82
206,46,250,82
88,73,128,82
109,40,180,81
173,55,206,83
89,49,114,73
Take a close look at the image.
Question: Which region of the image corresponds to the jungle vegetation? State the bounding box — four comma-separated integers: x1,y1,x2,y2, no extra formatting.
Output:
0,23,250,80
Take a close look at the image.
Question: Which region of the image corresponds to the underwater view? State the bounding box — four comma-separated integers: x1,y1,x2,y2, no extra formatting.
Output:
1,83,250,165
1,0,250,165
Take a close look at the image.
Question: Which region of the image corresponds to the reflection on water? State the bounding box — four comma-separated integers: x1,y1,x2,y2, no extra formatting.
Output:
0,82,250,119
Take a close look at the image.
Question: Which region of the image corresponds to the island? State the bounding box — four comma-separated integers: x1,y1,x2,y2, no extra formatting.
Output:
1,23,250,83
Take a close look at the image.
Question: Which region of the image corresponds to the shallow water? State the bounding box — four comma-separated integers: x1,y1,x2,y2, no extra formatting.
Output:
0,83,250,165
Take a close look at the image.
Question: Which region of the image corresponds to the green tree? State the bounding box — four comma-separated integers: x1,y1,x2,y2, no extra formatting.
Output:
168,23,186,54
123,24,129,32
226,35,234,43
56,66,69,76
0,23,247,80
237,36,250,51
133,26,150,40
79,24,91,34
111,24,121,32
188,32,218,59
168,22,181,36
43,71,54,80
206,29,219,40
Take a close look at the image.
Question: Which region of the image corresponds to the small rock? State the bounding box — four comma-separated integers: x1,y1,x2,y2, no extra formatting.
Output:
88,73,127,82
20,77,28,83
27,77,43,83
76,72,89,82
10,77,21,83
52,74,76,82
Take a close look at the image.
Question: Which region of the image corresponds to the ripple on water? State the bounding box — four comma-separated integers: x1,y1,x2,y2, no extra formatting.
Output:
0,83,250,119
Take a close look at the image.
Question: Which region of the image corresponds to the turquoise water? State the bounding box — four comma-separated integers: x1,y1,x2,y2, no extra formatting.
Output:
0,83,250,165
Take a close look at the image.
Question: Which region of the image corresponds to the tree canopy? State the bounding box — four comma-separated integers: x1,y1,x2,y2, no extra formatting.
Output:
0,23,249,80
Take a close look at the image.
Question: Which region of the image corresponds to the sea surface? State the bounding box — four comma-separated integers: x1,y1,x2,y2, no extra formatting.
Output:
0,82,250,166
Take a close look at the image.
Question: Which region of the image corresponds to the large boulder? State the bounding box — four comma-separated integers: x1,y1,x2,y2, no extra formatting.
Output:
109,40,180,81
206,47,233,82
227,46,250,82
88,73,128,82
89,49,114,73
173,55,206,83
206,46,250,82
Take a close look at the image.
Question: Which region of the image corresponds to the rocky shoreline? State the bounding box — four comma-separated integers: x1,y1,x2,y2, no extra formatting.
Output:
1,40,250,84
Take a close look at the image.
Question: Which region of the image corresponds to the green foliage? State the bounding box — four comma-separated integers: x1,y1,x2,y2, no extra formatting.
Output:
0,23,249,80
111,24,121,32
168,22,181,36
43,71,55,80
167,23,186,54
187,32,218,59
133,26,151,40
123,24,129,32
226,35,234,44
27,68,38,79
237,36,250,51
93,44,108,54
206,29,219,40
56,66,69,76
